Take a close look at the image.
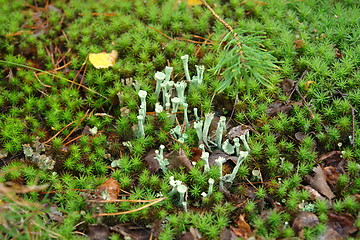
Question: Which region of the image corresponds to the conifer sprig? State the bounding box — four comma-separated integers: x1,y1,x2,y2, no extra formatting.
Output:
200,0,279,93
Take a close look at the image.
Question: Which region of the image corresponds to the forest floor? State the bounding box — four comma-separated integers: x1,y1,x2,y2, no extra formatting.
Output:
0,0,359,239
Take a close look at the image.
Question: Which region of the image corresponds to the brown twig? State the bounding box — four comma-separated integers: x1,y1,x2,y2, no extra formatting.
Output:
63,134,84,146
42,121,75,144
175,38,212,45
34,72,52,88
62,109,90,143
95,197,166,217
146,26,174,41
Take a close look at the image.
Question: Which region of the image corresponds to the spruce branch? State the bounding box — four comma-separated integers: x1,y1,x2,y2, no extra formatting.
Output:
200,0,279,94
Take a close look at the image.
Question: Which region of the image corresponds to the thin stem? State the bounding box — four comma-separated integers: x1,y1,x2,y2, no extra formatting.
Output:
199,0,244,56
0,60,108,99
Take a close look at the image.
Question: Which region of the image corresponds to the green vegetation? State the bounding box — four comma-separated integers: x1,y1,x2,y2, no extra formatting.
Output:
1,0,359,239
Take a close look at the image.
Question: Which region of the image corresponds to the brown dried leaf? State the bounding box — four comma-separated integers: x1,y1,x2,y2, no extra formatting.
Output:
230,214,252,239
282,78,295,95
178,227,202,240
110,224,151,240
208,150,238,167
96,178,121,200
327,212,358,238
301,185,326,201
226,125,250,140
144,149,160,174
295,132,307,142
266,100,302,116
292,212,319,234
190,147,202,162
317,227,341,240
220,228,238,240
82,125,92,135
86,224,111,240
166,148,193,170
318,151,343,167
322,166,340,186
306,165,335,199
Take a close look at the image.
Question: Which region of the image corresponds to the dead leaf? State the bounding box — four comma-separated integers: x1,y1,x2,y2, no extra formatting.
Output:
190,147,202,162
226,125,250,140
304,81,315,91
220,228,238,240
306,165,335,199
144,149,160,174
82,125,93,135
208,150,238,167
183,0,203,7
86,224,111,240
282,78,295,95
301,185,326,201
89,50,118,69
317,227,341,240
266,100,302,116
110,224,151,240
292,212,319,234
318,151,342,166
178,227,202,240
322,166,340,186
166,148,193,170
327,212,358,238
230,214,252,239
96,178,121,200
294,132,308,142
47,206,64,222
320,152,345,173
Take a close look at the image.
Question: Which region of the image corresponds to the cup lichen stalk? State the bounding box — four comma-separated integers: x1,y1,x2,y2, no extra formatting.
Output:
202,112,214,149
181,55,191,82
155,145,169,172
215,116,226,148
222,151,248,184
154,71,166,97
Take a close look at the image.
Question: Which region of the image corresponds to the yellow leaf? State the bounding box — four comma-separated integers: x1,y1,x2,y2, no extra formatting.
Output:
185,0,202,7
88,50,118,69
305,81,315,91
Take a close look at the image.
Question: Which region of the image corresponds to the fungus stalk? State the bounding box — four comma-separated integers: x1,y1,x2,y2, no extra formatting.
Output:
170,97,180,123
183,103,189,127
137,115,145,138
215,116,226,148
215,156,226,189
169,176,182,195
201,151,210,172
193,108,199,121
181,55,191,82
222,151,248,185
175,81,187,105
138,90,147,114
194,120,203,145
222,139,235,155
207,178,215,196
234,138,240,156
177,184,188,206
195,65,205,85
155,145,169,172
164,66,173,83
155,102,164,115
202,112,214,149
240,132,251,152
154,72,166,97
